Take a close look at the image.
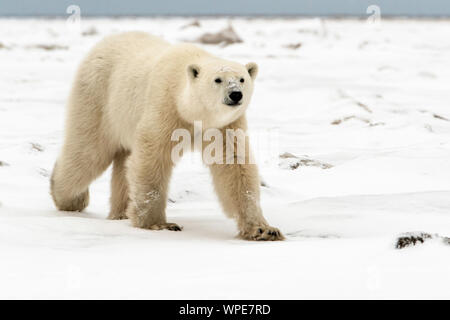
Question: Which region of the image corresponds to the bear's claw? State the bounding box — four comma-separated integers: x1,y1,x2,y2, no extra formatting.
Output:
240,225,284,241
165,223,183,231
148,222,183,231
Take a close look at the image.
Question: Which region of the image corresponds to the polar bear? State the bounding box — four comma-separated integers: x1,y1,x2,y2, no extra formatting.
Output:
51,32,283,241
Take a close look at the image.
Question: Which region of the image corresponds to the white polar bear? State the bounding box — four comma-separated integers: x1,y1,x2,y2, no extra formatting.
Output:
50,32,283,241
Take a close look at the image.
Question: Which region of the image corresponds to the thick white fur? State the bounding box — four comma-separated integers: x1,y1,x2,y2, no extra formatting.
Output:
50,32,283,240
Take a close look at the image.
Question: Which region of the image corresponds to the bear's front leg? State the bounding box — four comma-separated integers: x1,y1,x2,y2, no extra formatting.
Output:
207,118,284,241
125,128,182,231
209,162,283,240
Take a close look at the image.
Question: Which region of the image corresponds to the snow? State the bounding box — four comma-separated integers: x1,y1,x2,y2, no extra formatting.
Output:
1,17,450,299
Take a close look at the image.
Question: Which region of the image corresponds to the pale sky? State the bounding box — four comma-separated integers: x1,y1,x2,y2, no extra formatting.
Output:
1,0,449,16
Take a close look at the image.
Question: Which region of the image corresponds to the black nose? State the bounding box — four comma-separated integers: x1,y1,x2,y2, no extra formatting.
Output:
229,91,243,103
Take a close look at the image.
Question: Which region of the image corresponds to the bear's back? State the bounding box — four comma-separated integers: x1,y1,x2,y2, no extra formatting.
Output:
89,32,170,67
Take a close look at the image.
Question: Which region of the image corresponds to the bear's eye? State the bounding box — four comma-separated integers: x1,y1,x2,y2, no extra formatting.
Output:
215,78,222,84
240,78,245,83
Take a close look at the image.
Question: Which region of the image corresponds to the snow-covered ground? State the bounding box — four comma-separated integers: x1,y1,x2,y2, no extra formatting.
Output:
1,17,450,299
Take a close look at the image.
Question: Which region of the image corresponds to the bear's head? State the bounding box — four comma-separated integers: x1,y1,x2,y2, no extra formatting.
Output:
178,59,258,129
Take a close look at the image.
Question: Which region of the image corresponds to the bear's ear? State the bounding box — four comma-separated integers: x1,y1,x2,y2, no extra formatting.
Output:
187,64,201,80
246,62,258,80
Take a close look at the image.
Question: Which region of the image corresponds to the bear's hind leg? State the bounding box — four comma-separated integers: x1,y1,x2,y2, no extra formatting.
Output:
51,147,114,212
108,150,130,220
51,163,90,212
